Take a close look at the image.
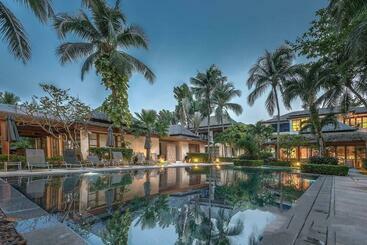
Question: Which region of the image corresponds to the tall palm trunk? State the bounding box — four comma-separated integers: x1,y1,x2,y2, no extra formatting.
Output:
145,133,152,161
310,106,325,157
207,109,211,162
221,114,227,157
274,87,281,160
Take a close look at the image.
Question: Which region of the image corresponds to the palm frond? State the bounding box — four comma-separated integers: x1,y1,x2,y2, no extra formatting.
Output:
56,42,94,64
16,0,54,23
117,24,148,49
0,2,30,63
115,52,155,82
81,52,99,80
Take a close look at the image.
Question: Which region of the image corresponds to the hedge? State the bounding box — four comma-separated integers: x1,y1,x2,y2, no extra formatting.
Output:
308,156,338,165
186,153,209,163
218,157,236,162
233,159,264,166
89,147,133,161
0,154,26,169
264,161,291,167
301,164,349,176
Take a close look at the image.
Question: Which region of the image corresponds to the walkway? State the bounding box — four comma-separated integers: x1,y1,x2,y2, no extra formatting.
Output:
0,162,233,177
261,170,367,245
0,179,86,245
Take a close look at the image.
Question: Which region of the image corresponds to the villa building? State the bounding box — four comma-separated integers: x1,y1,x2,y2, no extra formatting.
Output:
262,107,367,168
193,116,238,157
0,104,205,162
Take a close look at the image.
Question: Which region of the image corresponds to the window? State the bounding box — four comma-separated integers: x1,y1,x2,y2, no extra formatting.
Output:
99,134,107,147
363,117,367,128
299,147,308,159
291,118,307,132
89,133,98,147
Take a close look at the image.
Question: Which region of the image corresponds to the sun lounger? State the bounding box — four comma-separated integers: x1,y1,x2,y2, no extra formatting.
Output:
87,155,107,167
112,151,124,166
63,149,83,168
26,149,52,171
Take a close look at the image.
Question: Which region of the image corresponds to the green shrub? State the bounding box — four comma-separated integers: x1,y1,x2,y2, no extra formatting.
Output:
308,156,338,165
301,164,349,176
89,147,133,161
47,156,64,167
186,153,209,163
264,161,291,167
233,159,264,166
0,154,26,169
218,157,236,162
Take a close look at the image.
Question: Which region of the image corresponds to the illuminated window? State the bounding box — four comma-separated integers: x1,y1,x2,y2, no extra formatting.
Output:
291,118,307,131
356,117,362,127
363,117,367,128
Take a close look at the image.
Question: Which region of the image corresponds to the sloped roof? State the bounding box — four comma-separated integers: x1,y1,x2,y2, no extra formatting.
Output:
198,115,236,128
263,106,367,123
169,124,199,138
300,121,357,134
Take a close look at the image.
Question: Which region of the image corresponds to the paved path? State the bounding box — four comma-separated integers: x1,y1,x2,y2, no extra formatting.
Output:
261,171,367,245
0,162,233,177
0,179,87,245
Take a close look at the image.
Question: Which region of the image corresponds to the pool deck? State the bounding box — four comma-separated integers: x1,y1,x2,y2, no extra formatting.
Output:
0,162,233,177
0,178,87,245
261,169,367,245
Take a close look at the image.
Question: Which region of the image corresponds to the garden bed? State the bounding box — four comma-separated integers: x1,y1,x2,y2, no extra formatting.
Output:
301,164,349,176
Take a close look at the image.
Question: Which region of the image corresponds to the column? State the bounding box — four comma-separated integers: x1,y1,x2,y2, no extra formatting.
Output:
80,129,89,160
0,119,9,155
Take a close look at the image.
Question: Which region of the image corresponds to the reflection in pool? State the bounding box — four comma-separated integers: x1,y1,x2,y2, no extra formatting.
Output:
5,167,316,244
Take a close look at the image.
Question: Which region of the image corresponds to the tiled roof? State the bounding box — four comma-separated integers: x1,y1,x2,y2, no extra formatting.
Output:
169,125,199,138
263,107,367,123
300,121,357,134
198,115,237,128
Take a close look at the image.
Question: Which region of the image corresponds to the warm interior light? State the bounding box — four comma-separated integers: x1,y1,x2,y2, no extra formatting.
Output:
215,158,220,163
193,158,198,163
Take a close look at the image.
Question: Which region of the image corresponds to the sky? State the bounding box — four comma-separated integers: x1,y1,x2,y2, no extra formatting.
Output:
0,0,326,123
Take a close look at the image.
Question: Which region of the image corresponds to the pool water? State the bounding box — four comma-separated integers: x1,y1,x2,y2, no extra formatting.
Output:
4,166,316,245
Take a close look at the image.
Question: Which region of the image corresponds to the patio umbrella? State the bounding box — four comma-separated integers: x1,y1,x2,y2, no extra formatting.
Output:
106,125,115,163
6,115,20,160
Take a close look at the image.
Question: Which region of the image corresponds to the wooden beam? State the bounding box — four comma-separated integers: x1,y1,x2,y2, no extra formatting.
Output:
0,119,9,155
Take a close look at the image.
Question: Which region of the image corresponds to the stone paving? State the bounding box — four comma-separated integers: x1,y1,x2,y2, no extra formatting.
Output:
0,179,86,245
261,170,367,245
0,162,233,177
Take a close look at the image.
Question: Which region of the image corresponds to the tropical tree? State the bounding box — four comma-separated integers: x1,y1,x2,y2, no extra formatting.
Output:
278,134,307,161
247,45,295,159
0,91,20,105
191,65,224,159
283,63,335,156
158,109,177,125
173,83,192,127
191,111,202,135
133,109,169,161
213,82,243,132
54,0,155,129
247,122,274,150
0,0,53,63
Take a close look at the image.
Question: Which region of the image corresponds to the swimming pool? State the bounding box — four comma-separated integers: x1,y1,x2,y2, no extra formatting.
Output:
3,166,316,244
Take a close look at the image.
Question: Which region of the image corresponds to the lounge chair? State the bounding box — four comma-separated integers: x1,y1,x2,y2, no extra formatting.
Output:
135,152,145,165
112,151,124,166
63,149,83,168
87,155,107,167
26,149,52,171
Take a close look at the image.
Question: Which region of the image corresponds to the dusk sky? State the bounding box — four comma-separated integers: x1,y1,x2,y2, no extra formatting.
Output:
1,0,326,123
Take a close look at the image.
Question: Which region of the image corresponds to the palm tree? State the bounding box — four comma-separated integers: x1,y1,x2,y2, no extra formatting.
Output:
0,91,20,105
247,45,294,160
173,83,192,127
283,63,333,156
191,111,202,135
0,0,53,63
54,0,155,127
247,122,274,150
134,109,168,161
213,82,243,157
191,65,224,160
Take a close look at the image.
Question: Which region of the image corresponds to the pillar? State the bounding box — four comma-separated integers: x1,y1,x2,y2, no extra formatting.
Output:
46,136,52,158
0,119,9,155
80,129,89,160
